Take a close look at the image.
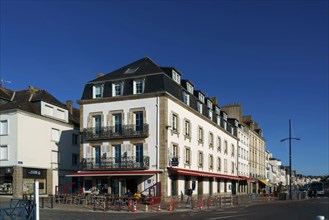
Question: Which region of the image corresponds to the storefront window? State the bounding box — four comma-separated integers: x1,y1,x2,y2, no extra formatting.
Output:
0,167,13,195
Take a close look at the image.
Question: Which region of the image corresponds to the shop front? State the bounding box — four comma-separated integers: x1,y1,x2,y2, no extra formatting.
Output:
0,167,13,195
23,168,47,195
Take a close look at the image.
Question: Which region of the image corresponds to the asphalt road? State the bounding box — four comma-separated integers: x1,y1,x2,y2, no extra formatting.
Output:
39,196,329,220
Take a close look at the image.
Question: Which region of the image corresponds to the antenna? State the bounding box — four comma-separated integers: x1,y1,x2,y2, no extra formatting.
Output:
0,79,12,86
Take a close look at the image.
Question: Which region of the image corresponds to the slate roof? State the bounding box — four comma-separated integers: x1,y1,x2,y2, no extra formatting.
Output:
0,85,79,125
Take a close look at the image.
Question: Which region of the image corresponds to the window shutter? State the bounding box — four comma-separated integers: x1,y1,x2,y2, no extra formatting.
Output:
143,143,148,156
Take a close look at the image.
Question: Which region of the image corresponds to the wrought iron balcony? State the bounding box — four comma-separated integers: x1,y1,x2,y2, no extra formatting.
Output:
82,124,149,141
81,156,150,170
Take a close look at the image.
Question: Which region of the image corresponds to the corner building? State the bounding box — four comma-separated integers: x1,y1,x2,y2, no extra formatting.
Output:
72,57,246,200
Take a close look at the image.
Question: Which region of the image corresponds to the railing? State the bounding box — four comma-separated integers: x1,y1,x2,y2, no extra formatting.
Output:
0,199,35,220
82,124,149,140
81,156,150,170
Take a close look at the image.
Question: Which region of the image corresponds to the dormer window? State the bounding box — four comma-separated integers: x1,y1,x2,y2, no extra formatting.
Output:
186,82,194,94
93,84,103,98
172,70,181,84
208,109,213,120
112,82,123,96
215,106,220,115
133,79,144,94
197,102,203,114
198,93,205,103
223,112,228,121
183,92,190,105
207,100,213,109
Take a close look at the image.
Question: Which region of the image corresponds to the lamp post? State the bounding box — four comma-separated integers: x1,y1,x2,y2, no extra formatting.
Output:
280,119,300,200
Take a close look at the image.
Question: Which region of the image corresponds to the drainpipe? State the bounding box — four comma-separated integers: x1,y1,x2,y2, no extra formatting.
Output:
156,96,159,183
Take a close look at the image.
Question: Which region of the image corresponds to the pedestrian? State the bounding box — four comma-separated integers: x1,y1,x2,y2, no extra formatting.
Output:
186,188,193,204
125,189,132,198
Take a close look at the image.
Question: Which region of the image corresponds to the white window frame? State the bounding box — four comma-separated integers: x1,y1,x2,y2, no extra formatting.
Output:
197,102,203,114
208,110,213,120
198,151,203,167
209,154,214,169
0,145,8,160
0,120,8,135
172,70,181,84
133,79,144,94
207,100,213,109
112,82,123,97
51,128,60,142
185,147,191,165
172,114,178,132
217,157,221,171
198,93,205,103
198,126,203,143
93,84,103,98
184,119,190,137
186,82,194,94
209,132,214,148
183,92,190,105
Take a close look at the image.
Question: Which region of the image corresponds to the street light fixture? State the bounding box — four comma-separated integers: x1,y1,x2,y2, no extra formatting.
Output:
280,119,300,200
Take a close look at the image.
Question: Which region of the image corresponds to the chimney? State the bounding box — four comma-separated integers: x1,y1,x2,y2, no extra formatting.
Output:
66,100,73,114
210,97,218,106
97,72,104,78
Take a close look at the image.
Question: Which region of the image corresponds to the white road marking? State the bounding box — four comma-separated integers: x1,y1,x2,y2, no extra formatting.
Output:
207,213,255,220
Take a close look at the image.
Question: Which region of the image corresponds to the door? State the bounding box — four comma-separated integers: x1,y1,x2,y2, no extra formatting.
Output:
94,115,102,136
94,146,101,167
198,177,203,195
113,114,122,135
134,111,143,133
135,144,143,168
114,145,121,168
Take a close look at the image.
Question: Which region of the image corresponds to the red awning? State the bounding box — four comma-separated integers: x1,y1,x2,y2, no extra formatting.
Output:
238,176,256,182
168,167,242,180
66,170,162,177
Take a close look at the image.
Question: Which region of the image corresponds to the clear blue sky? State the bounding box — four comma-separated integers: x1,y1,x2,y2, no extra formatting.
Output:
1,0,328,176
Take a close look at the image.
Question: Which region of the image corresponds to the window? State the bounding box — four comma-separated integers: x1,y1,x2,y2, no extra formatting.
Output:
208,110,213,120
112,82,123,96
72,133,79,145
198,151,203,167
0,120,8,135
224,140,228,155
172,114,178,132
209,132,214,148
217,137,221,152
45,105,54,116
0,145,8,160
72,154,79,166
231,144,235,157
216,115,220,125
51,128,60,142
172,70,181,84
134,111,144,132
113,114,122,134
124,66,140,74
209,155,214,169
57,109,65,120
184,120,190,137
224,159,228,173
198,93,205,103
184,147,191,165
135,144,143,165
94,115,102,136
217,157,221,171
133,79,144,94
231,161,235,174
93,84,103,98
183,92,190,105
186,82,194,94
172,144,178,158
207,100,213,109
198,127,203,143
197,102,203,114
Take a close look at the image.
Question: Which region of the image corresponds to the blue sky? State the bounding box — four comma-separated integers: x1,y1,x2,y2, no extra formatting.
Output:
1,0,328,176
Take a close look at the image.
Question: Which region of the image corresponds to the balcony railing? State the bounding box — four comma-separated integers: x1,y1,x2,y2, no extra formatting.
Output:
82,124,149,141
81,156,150,170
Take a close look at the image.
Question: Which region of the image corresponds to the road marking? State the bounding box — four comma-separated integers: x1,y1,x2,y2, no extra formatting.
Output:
207,213,255,220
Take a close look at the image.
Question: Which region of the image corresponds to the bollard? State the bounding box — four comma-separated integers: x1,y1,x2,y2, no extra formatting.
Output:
41,197,44,208
50,196,54,209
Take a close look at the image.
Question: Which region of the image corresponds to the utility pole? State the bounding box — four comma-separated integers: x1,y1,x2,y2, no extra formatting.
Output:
281,119,300,200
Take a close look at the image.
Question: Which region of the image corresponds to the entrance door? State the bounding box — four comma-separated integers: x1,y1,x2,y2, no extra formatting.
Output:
113,114,122,135
111,179,126,196
232,180,237,195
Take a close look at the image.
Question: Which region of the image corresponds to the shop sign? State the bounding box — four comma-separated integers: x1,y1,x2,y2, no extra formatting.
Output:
23,168,45,179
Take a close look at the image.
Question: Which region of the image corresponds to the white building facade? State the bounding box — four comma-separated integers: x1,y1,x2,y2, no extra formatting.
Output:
70,57,247,200
0,86,80,197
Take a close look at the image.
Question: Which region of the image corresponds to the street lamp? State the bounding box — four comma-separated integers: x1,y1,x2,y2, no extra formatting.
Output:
281,119,300,200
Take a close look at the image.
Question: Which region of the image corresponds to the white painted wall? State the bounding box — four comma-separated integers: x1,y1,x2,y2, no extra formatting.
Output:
82,97,158,170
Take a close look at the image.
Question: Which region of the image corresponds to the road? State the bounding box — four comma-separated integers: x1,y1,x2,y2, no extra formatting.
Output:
40,196,329,220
